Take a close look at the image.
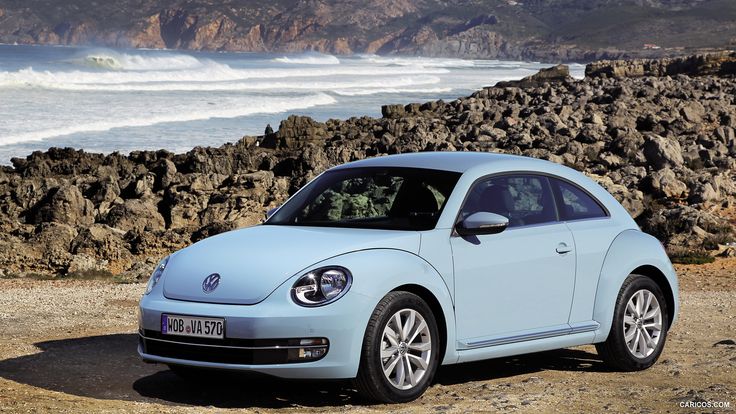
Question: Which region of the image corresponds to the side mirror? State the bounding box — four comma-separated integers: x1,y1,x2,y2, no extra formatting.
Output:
265,206,280,220
455,212,509,237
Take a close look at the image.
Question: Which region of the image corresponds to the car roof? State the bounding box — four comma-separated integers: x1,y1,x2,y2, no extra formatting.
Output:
330,151,547,173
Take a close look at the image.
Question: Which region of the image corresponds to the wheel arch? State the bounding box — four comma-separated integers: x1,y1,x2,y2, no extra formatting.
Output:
593,229,679,343
630,264,676,331
391,283,448,369
321,248,458,366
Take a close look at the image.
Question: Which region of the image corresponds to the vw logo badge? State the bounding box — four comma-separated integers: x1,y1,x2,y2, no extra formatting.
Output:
202,273,221,294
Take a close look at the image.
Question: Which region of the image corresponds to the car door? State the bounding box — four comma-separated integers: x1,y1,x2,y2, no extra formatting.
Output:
451,174,576,347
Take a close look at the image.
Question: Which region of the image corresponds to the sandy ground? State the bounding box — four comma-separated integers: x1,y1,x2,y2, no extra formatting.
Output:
0,260,735,413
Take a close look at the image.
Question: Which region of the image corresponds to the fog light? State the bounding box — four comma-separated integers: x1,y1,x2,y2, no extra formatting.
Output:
299,347,327,359
287,338,329,362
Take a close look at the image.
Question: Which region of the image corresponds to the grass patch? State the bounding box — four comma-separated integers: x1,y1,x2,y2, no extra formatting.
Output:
62,269,114,280
670,253,716,265
112,275,139,284
1,269,119,281
1,272,55,280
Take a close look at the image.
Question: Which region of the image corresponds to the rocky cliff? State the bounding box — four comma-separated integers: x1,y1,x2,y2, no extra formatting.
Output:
1,54,735,279
1,0,735,62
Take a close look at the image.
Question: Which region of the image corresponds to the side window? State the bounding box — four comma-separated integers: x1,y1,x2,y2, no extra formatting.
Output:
461,175,558,228
552,178,608,221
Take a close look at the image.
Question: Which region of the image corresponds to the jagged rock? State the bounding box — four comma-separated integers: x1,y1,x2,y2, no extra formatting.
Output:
28,185,95,226
67,254,109,275
116,258,158,281
105,199,165,232
649,168,688,198
720,247,736,257
690,182,720,204
30,222,78,269
586,52,736,78
496,64,572,88
641,205,731,249
643,134,685,169
1,56,735,277
382,104,406,119
70,224,132,265
153,158,178,190
276,116,327,148
681,102,705,124
191,221,238,243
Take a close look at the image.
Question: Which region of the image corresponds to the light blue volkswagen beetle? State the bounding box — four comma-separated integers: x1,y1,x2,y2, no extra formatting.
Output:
138,151,678,402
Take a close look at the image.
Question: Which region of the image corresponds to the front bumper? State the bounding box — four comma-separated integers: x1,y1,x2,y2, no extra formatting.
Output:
138,286,375,379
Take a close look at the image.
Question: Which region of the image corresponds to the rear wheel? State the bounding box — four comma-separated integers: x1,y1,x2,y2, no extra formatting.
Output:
596,274,669,371
354,291,440,403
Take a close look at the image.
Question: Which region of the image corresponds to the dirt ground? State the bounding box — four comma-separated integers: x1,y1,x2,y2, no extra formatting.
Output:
0,259,734,413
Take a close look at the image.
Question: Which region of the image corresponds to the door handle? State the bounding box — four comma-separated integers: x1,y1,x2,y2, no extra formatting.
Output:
556,242,572,254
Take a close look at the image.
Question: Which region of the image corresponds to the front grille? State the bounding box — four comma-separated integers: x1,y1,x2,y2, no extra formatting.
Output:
139,331,328,365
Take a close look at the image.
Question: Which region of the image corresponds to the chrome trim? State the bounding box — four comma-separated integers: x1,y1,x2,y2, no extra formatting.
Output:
139,334,327,350
570,321,601,334
459,322,600,350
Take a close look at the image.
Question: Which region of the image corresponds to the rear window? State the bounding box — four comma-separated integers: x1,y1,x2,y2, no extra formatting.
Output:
552,179,608,221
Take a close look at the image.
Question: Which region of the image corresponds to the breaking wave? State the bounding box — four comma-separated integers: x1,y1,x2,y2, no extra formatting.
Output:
0,64,448,88
273,53,341,65
74,50,205,71
354,54,478,68
333,86,452,96
0,93,336,145
5,75,441,92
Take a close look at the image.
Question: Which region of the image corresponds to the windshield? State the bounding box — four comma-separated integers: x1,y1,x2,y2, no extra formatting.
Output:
266,167,462,231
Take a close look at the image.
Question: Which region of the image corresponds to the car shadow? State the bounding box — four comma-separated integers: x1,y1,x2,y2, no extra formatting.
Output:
0,333,608,408
435,347,611,386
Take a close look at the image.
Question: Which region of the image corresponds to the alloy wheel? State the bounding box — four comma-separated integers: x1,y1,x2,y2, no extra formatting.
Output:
623,289,663,358
380,308,432,390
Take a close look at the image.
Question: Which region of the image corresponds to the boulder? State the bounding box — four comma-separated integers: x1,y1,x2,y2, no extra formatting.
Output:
29,185,94,226
105,199,165,232
649,168,688,198
71,224,132,264
642,134,684,169
496,64,572,88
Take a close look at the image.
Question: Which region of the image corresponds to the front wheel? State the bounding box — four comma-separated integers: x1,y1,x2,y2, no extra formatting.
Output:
596,274,669,371
354,291,440,403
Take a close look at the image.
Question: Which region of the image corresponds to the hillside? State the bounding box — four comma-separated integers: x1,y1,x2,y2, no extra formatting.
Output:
0,0,735,61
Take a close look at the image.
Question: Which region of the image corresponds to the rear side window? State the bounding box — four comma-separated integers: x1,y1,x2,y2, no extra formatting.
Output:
551,178,608,221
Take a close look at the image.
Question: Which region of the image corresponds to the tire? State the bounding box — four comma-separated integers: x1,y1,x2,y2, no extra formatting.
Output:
596,274,669,371
354,291,441,403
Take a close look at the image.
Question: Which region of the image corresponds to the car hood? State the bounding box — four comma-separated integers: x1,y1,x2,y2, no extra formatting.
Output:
162,224,420,305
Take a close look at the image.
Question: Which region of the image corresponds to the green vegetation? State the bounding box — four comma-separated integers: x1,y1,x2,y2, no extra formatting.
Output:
670,251,716,264
1,269,119,281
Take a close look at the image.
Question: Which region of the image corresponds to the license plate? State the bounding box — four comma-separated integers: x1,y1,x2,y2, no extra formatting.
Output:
162,314,224,339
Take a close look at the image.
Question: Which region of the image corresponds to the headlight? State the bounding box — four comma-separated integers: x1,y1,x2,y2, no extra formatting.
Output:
291,266,352,307
144,256,169,295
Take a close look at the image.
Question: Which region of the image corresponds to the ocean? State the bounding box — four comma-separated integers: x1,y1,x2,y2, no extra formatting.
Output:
0,44,584,164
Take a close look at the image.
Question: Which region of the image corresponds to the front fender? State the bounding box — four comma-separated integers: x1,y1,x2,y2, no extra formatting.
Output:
593,229,679,342
307,248,458,365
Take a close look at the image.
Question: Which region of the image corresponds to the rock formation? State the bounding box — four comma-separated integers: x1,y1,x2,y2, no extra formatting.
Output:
0,54,734,279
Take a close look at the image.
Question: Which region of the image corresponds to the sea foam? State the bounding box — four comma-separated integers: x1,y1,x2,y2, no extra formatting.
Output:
0,63,448,87
273,53,341,65
0,93,336,145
